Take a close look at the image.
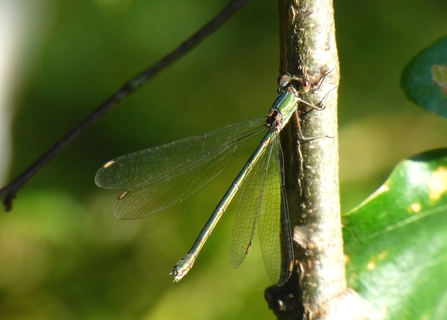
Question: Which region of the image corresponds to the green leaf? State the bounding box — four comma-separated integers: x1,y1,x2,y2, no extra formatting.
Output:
401,35,447,118
343,149,447,319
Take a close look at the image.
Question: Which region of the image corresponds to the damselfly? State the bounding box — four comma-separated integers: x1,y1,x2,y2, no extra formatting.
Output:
95,74,325,285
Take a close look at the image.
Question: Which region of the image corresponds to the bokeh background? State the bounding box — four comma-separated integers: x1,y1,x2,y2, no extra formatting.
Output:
0,0,446,319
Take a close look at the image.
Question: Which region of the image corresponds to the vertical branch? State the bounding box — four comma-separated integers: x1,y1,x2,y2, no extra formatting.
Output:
266,0,365,319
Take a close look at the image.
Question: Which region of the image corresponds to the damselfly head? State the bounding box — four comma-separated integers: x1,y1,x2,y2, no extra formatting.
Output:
277,74,311,95
277,66,332,96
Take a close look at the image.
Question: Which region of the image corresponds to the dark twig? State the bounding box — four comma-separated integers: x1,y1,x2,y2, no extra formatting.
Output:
0,0,253,211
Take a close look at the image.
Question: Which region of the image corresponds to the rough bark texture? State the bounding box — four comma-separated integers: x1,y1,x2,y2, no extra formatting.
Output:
265,1,366,319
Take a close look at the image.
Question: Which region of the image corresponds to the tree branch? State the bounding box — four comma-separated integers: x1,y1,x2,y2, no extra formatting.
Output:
265,0,366,319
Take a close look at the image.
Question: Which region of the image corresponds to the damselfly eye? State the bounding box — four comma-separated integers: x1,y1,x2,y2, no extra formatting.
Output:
278,74,292,88
302,78,311,92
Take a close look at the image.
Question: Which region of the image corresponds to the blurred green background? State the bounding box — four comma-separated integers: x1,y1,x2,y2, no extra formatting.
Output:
1,0,446,319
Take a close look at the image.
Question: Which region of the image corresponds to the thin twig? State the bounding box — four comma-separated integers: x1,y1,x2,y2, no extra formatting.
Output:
0,0,253,211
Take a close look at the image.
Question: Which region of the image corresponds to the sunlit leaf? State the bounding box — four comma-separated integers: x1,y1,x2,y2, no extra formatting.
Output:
344,149,447,320
401,35,447,118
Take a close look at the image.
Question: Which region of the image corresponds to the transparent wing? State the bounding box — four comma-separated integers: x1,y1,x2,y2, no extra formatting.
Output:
95,117,266,219
229,141,266,268
257,137,293,286
229,133,293,285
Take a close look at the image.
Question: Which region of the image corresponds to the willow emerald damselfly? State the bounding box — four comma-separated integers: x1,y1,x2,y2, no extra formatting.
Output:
95,75,324,285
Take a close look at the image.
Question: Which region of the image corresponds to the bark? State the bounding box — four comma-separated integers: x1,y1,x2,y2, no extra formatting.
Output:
265,1,366,319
